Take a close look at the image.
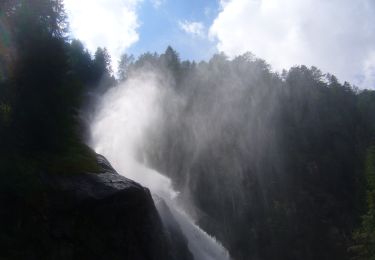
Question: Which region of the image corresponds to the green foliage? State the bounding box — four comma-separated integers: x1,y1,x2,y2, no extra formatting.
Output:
350,146,375,260
1,0,67,37
126,51,375,259
0,102,11,125
117,53,134,81
1,1,375,259
0,0,103,172
161,46,181,80
358,90,375,137
67,40,94,84
94,47,112,75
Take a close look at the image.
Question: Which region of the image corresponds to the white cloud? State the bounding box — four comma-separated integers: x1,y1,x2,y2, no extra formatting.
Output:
150,0,165,9
64,0,142,71
209,0,375,89
179,20,205,38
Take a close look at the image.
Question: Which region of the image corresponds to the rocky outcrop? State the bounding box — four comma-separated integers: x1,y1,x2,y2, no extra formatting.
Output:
0,154,187,260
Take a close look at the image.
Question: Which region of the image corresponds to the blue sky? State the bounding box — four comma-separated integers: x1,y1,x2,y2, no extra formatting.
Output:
64,0,375,89
129,0,219,61
64,0,220,67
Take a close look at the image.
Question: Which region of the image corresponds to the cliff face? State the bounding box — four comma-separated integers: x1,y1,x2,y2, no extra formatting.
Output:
0,154,190,260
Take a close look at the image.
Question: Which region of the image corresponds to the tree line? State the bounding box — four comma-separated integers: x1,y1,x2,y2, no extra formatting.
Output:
116,47,375,260
1,1,375,259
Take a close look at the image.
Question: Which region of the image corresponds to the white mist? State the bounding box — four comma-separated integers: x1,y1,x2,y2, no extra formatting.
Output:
90,70,230,260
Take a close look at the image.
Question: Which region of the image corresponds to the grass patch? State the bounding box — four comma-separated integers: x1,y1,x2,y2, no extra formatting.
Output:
43,142,101,175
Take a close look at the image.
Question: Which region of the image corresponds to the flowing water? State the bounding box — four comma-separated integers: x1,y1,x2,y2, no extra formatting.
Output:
90,71,230,260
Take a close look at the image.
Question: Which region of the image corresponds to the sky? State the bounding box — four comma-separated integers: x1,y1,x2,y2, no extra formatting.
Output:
64,0,375,89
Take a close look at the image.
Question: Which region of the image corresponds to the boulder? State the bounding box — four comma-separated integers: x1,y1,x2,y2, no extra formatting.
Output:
0,154,174,260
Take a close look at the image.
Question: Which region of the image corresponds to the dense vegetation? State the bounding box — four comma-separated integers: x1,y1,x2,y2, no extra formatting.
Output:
1,1,375,260
0,0,115,175
116,48,375,260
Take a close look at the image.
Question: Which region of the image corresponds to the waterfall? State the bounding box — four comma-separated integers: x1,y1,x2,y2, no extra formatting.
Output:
90,71,230,260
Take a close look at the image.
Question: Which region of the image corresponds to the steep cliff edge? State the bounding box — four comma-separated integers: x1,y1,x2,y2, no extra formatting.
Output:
0,154,191,260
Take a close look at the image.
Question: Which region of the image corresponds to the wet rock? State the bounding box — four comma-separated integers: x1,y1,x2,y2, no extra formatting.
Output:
0,154,173,260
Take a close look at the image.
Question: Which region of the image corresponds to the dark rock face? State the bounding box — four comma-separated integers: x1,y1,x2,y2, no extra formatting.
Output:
0,154,179,260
